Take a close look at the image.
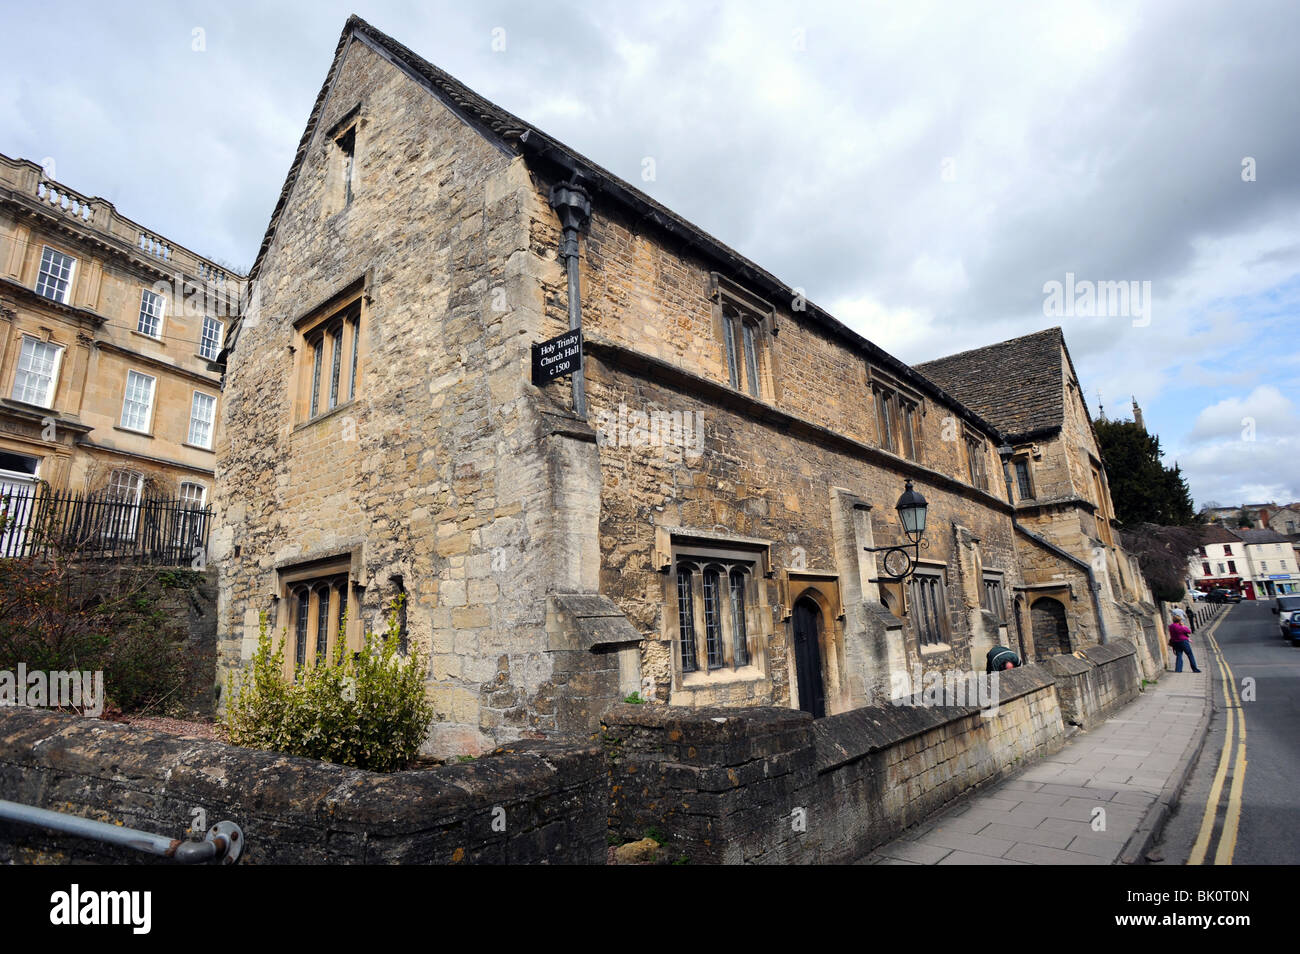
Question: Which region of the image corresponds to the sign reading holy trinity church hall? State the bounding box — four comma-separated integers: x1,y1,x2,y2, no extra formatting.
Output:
531,329,583,385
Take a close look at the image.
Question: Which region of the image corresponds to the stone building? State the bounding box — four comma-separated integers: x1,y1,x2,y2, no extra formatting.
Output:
0,152,239,515
917,329,1164,672
1265,505,1300,536
214,17,1163,755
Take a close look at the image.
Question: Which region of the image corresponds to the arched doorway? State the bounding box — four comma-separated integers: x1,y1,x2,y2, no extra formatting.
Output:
793,596,826,718
1031,597,1070,655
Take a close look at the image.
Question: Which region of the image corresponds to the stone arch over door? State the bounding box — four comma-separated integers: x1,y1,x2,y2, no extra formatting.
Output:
781,572,847,715
1030,596,1071,656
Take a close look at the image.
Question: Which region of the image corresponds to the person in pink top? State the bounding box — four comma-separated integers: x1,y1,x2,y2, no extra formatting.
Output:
1168,619,1201,673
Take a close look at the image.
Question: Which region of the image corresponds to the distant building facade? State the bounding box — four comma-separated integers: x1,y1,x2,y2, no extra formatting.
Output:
1189,524,1247,596
1188,526,1299,598
1234,529,1299,597
0,152,241,515
213,17,1166,755
1266,505,1300,536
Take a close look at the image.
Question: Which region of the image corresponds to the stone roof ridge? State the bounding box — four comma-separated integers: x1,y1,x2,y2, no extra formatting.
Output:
916,326,1065,368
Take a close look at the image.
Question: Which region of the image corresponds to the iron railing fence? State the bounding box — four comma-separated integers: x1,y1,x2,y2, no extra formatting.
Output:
0,482,211,567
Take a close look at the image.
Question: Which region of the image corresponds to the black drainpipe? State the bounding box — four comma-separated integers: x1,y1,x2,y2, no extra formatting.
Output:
548,175,592,419
998,446,1111,645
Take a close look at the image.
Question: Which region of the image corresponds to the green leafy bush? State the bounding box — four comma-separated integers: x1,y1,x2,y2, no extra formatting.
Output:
224,598,433,772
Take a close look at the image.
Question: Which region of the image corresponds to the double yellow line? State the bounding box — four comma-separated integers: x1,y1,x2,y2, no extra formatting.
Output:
1188,614,1247,865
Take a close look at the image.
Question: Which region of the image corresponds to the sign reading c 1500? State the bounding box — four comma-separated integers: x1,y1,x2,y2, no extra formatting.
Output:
531,329,583,386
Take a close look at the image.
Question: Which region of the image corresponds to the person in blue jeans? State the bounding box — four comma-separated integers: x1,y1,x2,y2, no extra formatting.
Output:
1169,619,1201,673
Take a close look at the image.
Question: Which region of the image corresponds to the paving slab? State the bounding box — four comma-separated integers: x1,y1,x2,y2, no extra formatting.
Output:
937,850,1028,865
857,643,1216,866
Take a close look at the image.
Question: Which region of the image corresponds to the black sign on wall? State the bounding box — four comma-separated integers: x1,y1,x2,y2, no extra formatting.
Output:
531,329,583,385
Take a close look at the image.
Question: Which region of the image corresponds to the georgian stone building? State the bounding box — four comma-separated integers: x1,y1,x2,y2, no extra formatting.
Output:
215,17,1164,754
0,152,239,512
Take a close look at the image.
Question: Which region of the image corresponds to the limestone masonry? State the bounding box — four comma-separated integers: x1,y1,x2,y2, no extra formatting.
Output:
213,16,1167,756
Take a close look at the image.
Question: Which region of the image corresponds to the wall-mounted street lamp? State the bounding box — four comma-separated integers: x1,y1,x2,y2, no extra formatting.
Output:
864,479,929,580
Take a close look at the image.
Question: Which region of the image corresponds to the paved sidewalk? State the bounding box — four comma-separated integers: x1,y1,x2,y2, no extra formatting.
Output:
859,667,1212,865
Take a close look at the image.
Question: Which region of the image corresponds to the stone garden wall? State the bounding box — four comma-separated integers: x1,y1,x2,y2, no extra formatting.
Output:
0,707,606,864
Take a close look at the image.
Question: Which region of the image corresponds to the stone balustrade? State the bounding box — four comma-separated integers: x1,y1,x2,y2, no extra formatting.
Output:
0,152,245,298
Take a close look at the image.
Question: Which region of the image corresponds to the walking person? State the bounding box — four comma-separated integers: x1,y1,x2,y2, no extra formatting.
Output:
1168,617,1201,673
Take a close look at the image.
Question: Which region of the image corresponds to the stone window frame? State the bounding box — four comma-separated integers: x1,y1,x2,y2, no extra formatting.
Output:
291,275,369,427
981,571,1008,623
662,530,771,688
324,103,365,215
10,332,65,409
187,389,217,450
908,562,953,648
275,554,362,680
963,427,990,493
1013,456,1034,500
34,244,76,304
119,368,157,434
137,287,166,340
708,273,777,401
1088,460,1115,546
199,315,224,361
868,367,923,462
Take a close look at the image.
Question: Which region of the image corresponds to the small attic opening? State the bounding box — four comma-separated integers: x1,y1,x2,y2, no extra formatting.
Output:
336,126,356,207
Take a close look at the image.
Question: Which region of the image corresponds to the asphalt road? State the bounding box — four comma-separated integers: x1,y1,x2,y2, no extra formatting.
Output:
1153,599,1300,865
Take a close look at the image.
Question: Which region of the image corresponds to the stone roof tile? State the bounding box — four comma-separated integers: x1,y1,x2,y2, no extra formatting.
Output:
914,328,1066,438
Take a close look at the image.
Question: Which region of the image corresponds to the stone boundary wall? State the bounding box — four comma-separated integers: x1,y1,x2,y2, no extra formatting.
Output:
2,648,1145,865
603,665,1065,864
0,708,605,864
1042,638,1141,729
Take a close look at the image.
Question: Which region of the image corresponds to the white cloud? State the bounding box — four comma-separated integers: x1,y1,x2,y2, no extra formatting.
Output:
1188,386,1297,444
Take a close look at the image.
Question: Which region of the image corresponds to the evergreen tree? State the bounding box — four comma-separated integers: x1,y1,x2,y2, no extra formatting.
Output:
1093,419,1196,527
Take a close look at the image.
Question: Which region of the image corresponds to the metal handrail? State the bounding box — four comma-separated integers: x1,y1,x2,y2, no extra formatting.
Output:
0,798,243,864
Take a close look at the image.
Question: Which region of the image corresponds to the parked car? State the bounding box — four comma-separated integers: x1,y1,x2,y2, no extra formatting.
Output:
1273,595,1300,638
1208,588,1242,603
1285,615,1300,647
1190,589,1208,601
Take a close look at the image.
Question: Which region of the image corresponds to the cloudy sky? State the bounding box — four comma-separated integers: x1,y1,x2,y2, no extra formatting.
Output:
3,0,1297,508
